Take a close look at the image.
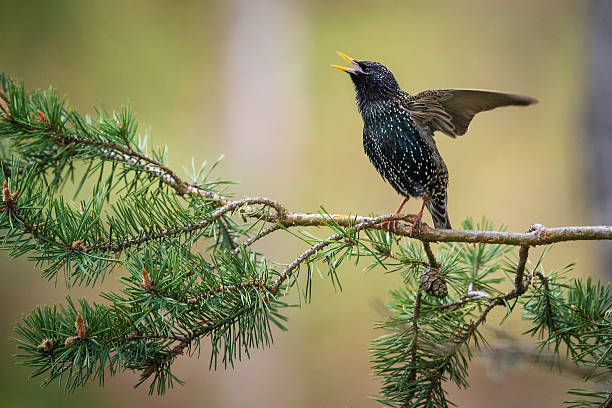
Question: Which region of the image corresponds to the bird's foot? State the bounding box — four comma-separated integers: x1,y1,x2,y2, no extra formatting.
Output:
409,195,429,236
381,219,400,234
409,213,425,237
382,215,419,235
382,197,411,235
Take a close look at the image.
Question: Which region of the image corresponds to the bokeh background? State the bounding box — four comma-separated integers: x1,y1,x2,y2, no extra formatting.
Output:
1,0,609,407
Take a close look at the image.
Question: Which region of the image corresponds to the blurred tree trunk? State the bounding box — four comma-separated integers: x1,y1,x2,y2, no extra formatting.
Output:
586,0,612,281
223,0,307,202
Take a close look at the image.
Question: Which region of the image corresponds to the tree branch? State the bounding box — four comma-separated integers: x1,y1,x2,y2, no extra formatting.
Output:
11,117,612,249
7,77,612,403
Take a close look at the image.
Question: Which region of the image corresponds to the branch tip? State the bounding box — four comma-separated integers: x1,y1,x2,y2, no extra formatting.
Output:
75,312,86,339
0,91,9,120
2,180,19,210
34,109,48,123
64,336,78,348
2,186,9,202
140,268,154,291
70,240,87,252
37,338,54,353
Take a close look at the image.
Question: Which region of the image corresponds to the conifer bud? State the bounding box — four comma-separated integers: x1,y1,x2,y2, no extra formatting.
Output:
37,338,54,353
75,312,86,339
64,336,78,348
0,91,8,120
125,332,138,341
35,109,48,123
70,240,87,252
139,268,154,291
3,180,11,203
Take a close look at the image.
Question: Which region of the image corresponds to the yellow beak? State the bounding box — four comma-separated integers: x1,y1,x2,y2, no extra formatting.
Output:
331,51,363,73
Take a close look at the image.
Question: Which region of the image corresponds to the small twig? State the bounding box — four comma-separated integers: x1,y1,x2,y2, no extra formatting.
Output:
408,290,422,385
268,213,412,295
514,246,530,294
158,303,257,364
454,245,532,344
422,371,444,407
93,197,286,253
462,245,531,336
535,271,559,332
438,292,490,310
217,219,238,251
232,224,282,256
422,241,440,269
187,280,266,305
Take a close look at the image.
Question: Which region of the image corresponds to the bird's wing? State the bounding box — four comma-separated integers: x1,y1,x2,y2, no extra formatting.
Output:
400,89,537,138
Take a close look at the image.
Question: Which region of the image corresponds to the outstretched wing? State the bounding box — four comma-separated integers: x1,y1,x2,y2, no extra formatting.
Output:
401,89,537,138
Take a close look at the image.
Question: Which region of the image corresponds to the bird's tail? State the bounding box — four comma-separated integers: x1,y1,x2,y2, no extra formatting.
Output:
426,192,451,230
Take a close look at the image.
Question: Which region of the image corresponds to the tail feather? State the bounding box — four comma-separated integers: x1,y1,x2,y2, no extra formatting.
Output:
425,193,451,230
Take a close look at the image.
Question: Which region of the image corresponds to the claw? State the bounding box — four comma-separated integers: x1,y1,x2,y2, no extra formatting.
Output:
381,219,397,233
409,214,424,236
409,194,429,237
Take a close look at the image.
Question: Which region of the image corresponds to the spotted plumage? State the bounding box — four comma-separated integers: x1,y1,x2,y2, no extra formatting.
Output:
332,52,537,230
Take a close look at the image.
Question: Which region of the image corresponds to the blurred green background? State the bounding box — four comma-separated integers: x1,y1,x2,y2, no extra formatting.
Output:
0,0,600,407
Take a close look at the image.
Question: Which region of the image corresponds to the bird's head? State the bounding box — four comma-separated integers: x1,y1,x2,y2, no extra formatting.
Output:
332,51,401,110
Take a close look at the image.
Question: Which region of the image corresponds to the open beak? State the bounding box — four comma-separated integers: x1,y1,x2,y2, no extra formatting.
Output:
331,51,364,74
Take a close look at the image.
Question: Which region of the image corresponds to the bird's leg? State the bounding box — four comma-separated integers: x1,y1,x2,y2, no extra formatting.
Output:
410,194,429,236
382,197,410,233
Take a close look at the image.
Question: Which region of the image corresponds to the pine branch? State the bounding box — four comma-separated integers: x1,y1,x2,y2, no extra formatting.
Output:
3,74,612,406
92,197,285,253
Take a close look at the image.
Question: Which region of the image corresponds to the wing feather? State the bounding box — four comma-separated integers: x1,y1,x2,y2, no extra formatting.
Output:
401,89,537,138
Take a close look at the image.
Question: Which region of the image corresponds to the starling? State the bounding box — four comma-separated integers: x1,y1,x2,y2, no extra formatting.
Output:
332,51,537,232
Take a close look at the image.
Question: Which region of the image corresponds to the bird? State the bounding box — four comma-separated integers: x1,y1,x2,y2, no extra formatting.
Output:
332,51,537,233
